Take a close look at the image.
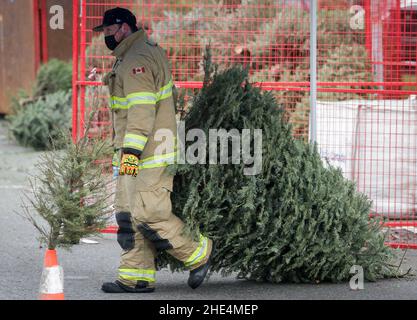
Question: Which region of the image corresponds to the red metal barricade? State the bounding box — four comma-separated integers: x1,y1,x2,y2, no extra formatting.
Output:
73,0,417,248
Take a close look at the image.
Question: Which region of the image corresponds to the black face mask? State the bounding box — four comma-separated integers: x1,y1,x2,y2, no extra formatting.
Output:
105,26,122,51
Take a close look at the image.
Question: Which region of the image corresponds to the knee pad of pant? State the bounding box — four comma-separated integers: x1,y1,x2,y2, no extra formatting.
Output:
116,212,135,251
137,223,173,251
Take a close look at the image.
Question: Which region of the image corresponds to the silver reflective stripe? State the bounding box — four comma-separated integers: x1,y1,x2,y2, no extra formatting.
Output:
119,272,155,279
124,137,146,147
159,86,172,96
127,96,157,104
112,99,128,106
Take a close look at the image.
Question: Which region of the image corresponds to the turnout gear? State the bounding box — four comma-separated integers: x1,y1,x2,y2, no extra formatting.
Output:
100,25,213,291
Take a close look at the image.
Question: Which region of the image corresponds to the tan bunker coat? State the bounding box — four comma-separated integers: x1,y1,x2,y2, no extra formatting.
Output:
104,29,212,288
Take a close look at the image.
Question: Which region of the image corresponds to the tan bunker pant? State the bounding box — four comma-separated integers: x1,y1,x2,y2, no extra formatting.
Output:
114,174,212,288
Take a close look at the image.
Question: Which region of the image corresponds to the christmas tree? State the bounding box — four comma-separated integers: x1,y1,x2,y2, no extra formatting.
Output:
20,109,113,249
156,55,398,283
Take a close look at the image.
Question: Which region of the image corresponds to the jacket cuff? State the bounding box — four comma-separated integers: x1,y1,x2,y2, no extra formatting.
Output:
122,148,142,158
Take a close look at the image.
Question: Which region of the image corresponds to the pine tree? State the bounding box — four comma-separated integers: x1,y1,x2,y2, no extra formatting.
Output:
20,109,113,250
156,55,398,283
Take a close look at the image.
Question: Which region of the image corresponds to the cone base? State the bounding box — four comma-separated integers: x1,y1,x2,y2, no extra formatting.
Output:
40,293,65,300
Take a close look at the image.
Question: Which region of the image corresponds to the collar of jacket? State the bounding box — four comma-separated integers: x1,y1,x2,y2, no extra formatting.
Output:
112,28,146,58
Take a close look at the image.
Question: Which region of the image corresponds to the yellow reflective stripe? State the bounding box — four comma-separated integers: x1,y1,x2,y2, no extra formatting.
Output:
126,92,157,106
123,133,148,151
119,268,156,283
110,92,157,109
139,152,176,169
119,275,155,282
125,133,147,142
158,92,172,101
141,155,176,165
111,104,127,110
156,80,173,102
110,82,172,109
119,268,155,274
159,80,173,95
112,96,128,102
185,235,208,268
126,92,157,99
141,152,177,163
160,80,173,92
110,96,128,109
140,162,168,169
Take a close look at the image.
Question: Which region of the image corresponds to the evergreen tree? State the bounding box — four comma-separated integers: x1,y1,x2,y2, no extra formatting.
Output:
157,57,397,283
20,110,113,249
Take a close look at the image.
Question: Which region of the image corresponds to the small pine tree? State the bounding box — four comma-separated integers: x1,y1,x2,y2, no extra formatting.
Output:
156,55,398,283
20,109,113,250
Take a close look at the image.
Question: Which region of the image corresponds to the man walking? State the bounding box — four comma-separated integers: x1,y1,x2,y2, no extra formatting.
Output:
93,7,213,293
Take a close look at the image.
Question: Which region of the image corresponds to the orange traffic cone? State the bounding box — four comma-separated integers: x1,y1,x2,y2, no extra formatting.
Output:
39,249,64,300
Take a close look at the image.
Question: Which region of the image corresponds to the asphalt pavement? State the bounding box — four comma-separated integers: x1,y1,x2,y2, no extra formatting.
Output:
0,119,416,300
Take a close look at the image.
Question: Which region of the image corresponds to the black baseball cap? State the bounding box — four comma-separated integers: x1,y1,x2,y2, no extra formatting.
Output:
93,7,137,32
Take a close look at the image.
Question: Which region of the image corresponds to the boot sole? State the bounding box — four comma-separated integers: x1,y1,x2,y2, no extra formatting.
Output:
102,281,155,293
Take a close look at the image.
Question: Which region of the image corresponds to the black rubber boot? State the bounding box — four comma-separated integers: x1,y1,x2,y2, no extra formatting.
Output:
188,242,214,289
101,280,155,293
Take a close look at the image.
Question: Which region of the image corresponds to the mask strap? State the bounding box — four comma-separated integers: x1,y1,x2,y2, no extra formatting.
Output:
114,25,123,37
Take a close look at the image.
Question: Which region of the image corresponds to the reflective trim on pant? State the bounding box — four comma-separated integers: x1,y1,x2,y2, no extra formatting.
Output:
119,268,156,283
184,234,209,269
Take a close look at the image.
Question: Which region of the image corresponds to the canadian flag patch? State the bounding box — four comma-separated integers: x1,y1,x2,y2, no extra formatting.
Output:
132,66,146,75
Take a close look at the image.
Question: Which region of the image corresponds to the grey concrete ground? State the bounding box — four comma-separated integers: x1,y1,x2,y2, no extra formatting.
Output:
0,118,416,300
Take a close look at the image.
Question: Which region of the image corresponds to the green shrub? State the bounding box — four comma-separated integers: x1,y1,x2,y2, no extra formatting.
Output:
33,59,72,97
8,91,72,150
7,89,30,114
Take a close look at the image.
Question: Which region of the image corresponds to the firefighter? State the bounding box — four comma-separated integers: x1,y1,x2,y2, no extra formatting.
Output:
93,7,214,293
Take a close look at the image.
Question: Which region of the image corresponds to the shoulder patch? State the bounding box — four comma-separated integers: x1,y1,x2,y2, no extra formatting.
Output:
146,39,158,47
132,66,146,75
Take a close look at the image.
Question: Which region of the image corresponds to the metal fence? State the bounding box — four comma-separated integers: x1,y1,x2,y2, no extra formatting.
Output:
72,0,417,248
